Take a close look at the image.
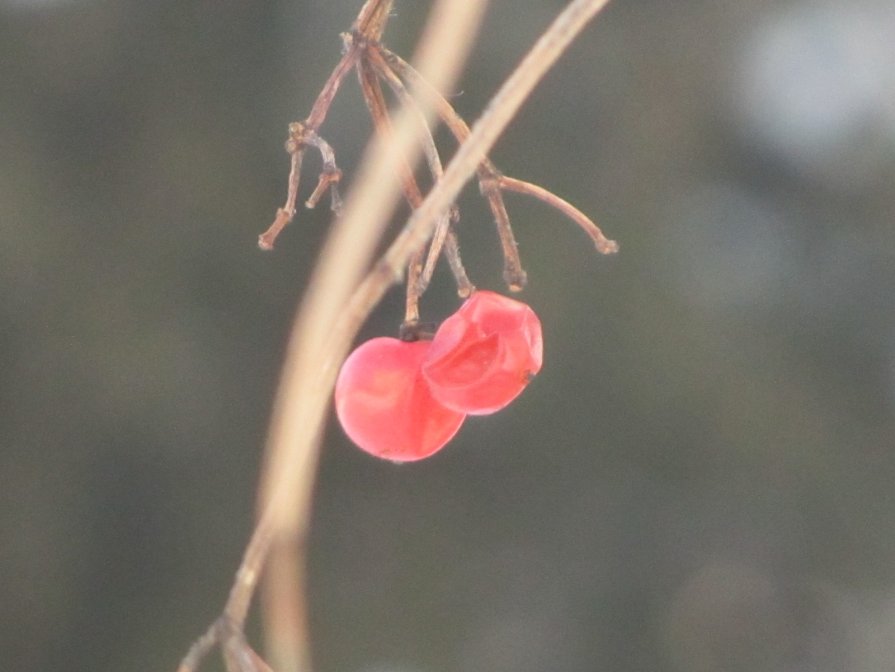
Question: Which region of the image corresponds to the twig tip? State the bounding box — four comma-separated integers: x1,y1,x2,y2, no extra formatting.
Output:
597,239,619,255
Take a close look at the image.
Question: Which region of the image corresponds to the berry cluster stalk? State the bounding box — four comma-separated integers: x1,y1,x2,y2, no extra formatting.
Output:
176,1,614,671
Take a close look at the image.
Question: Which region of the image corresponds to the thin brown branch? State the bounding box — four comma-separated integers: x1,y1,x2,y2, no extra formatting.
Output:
356,58,427,325
305,32,366,131
374,65,454,299
442,226,474,298
420,216,449,290
499,175,619,254
370,54,445,185
351,0,394,42
367,49,472,296
480,172,526,290
258,123,306,251
380,43,618,270
219,616,276,672
377,46,528,290
258,31,364,251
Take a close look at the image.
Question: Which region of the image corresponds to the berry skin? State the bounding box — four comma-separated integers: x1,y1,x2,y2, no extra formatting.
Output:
422,291,543,415
335,337,466,461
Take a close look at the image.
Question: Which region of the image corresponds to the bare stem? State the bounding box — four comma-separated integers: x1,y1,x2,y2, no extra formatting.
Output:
302,131,342,214
258,29,363,251
380,47,528,290
258,124,306,251
499,175,619,254
442,226,474,298
356,59,428,325
352,0,394,42
367,47,472,296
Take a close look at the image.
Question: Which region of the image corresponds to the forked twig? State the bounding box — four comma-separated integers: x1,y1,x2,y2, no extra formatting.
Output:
257,0,395,252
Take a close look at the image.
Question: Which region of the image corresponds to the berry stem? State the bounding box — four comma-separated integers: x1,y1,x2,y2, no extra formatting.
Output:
367,47,473,297
351,0,394,42
441,225,475,298
381,47,529,291
356,59,429,326
499,176,619,254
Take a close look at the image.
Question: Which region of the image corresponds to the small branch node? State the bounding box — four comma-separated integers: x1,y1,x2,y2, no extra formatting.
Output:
339,31,354,54
284,122,306,154
478,173,502,197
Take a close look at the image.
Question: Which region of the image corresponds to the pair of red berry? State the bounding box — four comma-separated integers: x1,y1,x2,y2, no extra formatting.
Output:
335,291,543,461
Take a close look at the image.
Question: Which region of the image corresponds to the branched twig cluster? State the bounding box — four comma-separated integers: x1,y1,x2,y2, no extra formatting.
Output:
258,2,617,332
176,1,615,671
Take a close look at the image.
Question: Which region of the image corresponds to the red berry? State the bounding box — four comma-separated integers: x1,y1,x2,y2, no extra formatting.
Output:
335,337,466,461
422,291,543,415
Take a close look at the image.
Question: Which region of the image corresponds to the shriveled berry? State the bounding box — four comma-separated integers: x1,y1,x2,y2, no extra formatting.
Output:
335,337,466,461
422,291,543,415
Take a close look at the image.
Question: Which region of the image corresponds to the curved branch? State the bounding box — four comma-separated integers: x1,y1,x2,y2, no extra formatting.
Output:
499,175,618,254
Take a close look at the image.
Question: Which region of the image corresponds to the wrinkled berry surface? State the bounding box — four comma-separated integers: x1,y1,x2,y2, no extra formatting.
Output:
422,291,543,415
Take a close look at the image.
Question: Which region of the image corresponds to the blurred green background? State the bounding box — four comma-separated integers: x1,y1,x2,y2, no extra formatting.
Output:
3,1,895,671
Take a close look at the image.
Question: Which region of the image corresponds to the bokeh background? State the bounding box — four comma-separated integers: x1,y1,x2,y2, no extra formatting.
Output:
4,0,895,671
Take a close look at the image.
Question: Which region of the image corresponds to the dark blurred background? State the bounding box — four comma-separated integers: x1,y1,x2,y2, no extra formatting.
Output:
3,1,895,671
